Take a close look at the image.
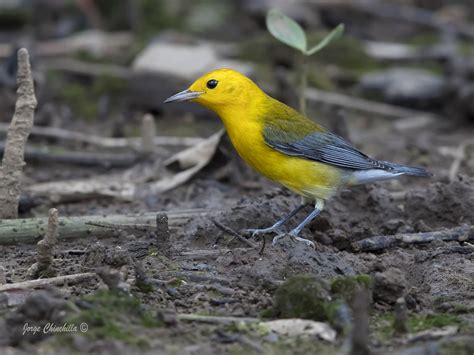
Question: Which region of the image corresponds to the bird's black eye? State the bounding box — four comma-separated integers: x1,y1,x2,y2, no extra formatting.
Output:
206,79,218,89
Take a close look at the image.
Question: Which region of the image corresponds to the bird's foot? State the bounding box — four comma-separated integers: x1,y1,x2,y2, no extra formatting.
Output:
272,231,315,249
243,225,283,238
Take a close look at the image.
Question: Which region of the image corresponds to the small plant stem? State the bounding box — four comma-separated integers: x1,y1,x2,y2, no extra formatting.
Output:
299,54,307,115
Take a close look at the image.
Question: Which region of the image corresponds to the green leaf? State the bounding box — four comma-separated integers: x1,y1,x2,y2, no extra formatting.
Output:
306,24,344,56
266,8,307,53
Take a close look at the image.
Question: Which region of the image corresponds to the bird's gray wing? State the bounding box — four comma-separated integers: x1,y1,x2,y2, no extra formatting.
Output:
263,122,391,171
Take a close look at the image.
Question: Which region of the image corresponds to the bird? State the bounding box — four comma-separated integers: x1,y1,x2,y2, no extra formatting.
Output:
164,68,431,248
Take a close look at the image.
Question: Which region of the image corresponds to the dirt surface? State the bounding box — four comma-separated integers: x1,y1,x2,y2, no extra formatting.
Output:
0,1,473,354
0,121,473,353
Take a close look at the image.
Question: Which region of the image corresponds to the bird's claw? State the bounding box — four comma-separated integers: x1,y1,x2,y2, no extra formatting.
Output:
272,232,315,249
243,226,282,238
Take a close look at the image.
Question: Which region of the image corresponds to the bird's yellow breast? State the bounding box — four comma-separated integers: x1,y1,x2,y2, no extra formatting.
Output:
223,117,342,200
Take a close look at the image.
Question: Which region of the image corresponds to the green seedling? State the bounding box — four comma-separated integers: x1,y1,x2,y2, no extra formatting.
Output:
266,8,344,115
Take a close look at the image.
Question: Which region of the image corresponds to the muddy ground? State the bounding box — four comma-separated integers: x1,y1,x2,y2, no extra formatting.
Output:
0,110,473,354
0,1,474,354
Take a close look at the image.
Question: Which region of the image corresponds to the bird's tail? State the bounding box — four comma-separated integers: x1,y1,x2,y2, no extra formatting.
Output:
379,160,432,177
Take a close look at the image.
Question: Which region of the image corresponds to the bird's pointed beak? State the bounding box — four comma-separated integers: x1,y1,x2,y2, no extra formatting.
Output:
163,89,203,103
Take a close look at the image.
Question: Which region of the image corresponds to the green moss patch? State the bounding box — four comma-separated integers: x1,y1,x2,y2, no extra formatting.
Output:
66,289,162,348
269,274,332,321
372,312,470,340
408,313,467,333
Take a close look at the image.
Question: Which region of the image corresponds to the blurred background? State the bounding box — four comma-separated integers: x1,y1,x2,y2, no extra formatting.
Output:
0,0,473,214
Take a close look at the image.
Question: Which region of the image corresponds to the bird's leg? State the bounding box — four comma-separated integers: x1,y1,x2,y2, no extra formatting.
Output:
243,203,309,237
273,200,324,248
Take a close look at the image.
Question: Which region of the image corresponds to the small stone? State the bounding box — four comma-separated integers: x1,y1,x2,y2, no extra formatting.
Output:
358,68,446,108
374,268,408,305
157,309,178,326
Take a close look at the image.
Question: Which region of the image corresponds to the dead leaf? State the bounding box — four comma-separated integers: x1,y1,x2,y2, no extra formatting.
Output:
145,129,225,194
262,319,336,342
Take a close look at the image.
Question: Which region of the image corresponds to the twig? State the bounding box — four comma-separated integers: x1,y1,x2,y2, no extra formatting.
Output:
0,208,212,245
85,221,157,232
305,88,435,119
0,142,140,167
0,123,203,148
0,272,97,292
141,114,156,155
0,266,6,284
177,314,260,324
350,288,371,355
447,140,473,182
28,208,59,278
351,225,473,252
0,48,37,219
393,297,408,335
212,219,257,248
259,236,267,256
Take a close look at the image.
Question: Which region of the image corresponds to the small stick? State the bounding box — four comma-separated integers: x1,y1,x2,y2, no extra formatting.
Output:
0,48,37,219
351,225,473,252
141,114,156,155
211,219,257,248
259,237,267,255
28,208,59,278
0,266,6,284
177,314,259,324
448,140,472,182
350,288,371,355
85,221,156,232
393,297,408,335
0,272,97,292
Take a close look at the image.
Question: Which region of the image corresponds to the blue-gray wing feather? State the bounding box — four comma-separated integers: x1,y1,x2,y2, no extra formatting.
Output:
263,124,391,171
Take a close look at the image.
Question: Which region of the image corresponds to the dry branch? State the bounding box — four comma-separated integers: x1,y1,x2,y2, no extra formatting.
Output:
0,272,96,292
0,208,213,245
0,48,37,219
212,219,257,248
0,123,203,148
351,225,473,252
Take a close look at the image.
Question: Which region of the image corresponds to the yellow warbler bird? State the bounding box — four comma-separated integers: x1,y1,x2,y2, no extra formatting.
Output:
164,69,431,247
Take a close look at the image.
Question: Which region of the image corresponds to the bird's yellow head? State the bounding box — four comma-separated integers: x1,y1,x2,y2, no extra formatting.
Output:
164,68,265,116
